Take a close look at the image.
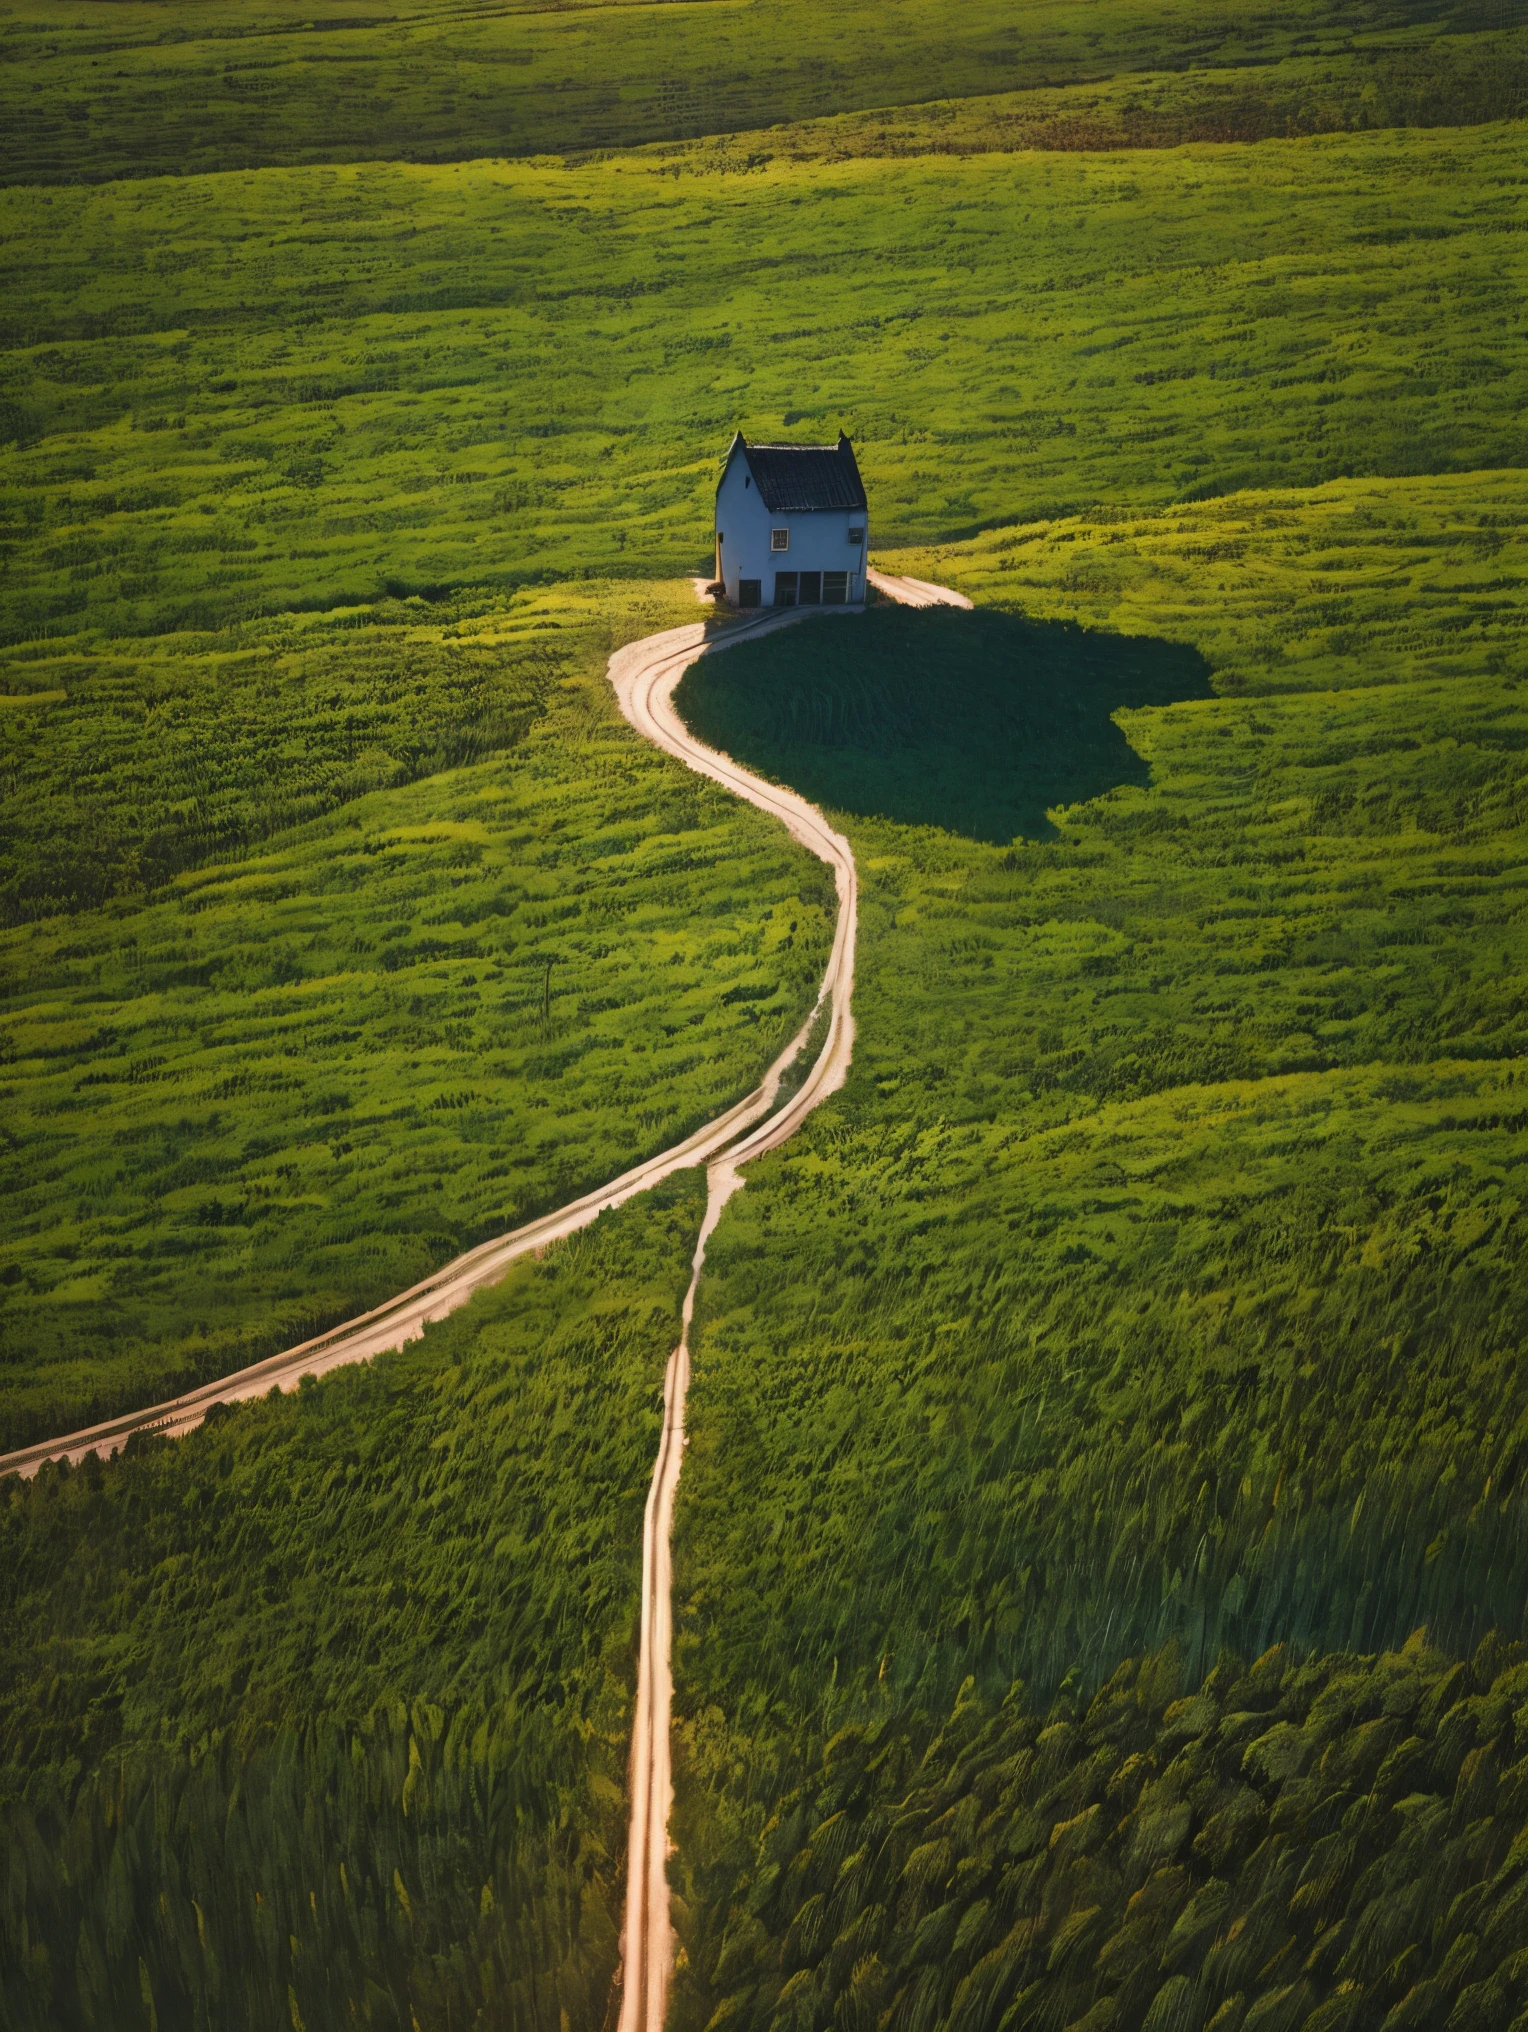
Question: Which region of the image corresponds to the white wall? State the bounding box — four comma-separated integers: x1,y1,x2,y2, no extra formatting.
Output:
714,454,867,607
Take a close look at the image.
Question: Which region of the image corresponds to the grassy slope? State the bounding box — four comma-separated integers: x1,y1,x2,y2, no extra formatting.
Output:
662,28,1528,164
889,470,1528,698
2,119,1524,644
0,0,1465,184
0,1174,705,2032
667,512,1528,2021
673,573,1528,1694
674,1637,1528,2032
1,8,1525,2024
0,579,833,1450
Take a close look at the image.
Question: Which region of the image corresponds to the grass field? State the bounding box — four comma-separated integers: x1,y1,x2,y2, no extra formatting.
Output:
3,2,1527,2023
0,579,833,1450
666,483,1528,2028
0,1175,705,2032
2,116,1524,649
0,0,1477,185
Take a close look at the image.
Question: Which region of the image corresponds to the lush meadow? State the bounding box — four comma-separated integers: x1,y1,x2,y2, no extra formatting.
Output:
0,1176,705,2032
2,3,1527,2022
668,499,1528,2025
0,578,832,1449
0,0,1468,186
2,115,1524,647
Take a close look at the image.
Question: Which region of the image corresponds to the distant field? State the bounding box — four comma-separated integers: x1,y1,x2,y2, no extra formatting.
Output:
0,580,833,1451
2,120,1524,651
660,28,1528,163
0,0,1468,183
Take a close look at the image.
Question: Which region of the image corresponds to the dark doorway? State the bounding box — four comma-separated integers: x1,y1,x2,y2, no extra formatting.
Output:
738,579,761,609
773,572,798,608
798,572,822,605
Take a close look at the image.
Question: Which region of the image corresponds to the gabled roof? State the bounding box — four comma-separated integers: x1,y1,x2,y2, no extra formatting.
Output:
723,430,867,514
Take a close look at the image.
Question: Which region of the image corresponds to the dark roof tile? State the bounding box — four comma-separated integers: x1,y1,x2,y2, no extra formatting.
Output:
733,432,867,513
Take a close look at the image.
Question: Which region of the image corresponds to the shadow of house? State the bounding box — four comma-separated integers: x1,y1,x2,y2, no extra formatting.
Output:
677,606,1214,843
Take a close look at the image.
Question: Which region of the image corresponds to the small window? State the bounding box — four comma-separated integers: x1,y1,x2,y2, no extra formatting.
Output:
771,527,790,552
847,527,864,545
738,578,761,609
823,571,849,604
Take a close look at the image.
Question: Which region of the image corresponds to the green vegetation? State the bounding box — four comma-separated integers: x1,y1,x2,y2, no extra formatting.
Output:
0,0,1469,186
3,0,1527,2020
673,576,1528,1704
1,619,559,923
891,470,1528,699
679,608,1214,844
0,1173,705,2031
673,1636,1528,2032
667,485,1528,2022
0,578,833,1451
674,29,1528,167
3,118,1525,644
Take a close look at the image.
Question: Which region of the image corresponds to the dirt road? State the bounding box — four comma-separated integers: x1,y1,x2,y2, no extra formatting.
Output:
0,605,830,1482
0,567,972,2032
868,566,974,610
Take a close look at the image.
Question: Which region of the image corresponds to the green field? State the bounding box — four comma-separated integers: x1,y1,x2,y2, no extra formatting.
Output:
665,498,1528,2027
1,1175,705,2031
3,113,1525,647
0,0,1479,186
3,2,1527,2026
0,578,833,1450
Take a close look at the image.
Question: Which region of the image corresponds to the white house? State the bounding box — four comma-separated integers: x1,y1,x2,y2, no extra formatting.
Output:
714,430,868,609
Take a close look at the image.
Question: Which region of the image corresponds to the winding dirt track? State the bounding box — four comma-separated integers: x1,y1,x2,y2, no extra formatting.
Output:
0,605,828,1482
0,570,969,2032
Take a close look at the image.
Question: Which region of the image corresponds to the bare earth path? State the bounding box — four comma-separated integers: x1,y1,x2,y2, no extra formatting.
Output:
0,604,833,1481
0,571,970,2032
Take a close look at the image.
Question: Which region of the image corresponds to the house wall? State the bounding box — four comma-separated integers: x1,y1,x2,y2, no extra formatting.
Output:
714,456,867,607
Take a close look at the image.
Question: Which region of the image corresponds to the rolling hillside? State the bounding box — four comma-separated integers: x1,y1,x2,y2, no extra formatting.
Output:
2,3,1526,2027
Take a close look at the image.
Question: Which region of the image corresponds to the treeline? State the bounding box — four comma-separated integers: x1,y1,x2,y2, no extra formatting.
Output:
673,1637,1528,2032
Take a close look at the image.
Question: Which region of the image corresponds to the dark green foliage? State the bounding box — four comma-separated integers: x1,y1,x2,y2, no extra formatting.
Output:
672,1639,1528,2032
0,1174,705,2029
0,624,557,923
0,586,831,1451
675,608,1212,844
0,0,1466,187
3,1711,617,2032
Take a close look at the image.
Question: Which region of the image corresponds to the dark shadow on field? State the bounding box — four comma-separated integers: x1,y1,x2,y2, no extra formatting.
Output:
679,607,1214,843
